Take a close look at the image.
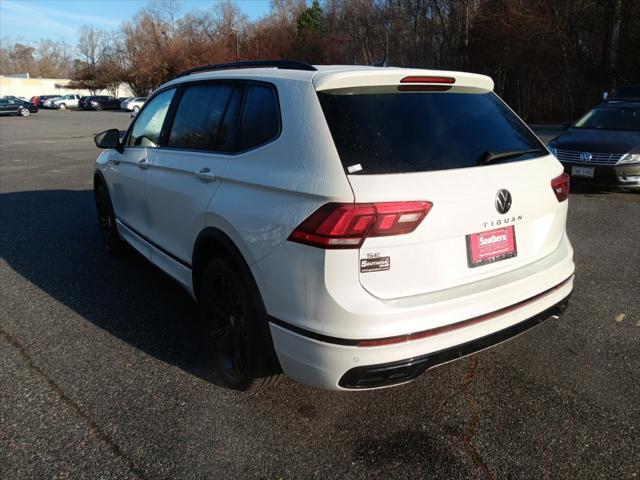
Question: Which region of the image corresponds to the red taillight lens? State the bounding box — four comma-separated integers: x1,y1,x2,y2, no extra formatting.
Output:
551,173,570,202
400,76,456,84
288,201,433,249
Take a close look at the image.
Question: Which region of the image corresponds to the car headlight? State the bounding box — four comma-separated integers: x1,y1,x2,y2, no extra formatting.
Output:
618,153,640,164
547,142,557,157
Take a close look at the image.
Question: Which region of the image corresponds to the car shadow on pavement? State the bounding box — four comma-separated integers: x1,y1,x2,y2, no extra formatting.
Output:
0,189,226,387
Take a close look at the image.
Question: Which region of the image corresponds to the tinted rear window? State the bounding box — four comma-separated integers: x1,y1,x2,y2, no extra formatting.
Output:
318,90,545,174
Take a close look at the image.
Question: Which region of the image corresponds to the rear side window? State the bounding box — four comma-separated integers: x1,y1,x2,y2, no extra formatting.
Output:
237,85,279,151
318,90,545,174
168,84,234,150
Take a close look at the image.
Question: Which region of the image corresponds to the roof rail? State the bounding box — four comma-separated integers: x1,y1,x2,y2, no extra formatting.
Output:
175,60,317,78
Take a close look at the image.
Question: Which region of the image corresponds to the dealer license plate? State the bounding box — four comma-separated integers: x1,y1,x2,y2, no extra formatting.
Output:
466,226,517,268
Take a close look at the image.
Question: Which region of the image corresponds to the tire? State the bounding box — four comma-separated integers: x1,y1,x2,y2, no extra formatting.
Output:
58,103,66,110
19,108,30,117
133,105,140,112
200,256,283,392
95,104,103,111
94,180,127,255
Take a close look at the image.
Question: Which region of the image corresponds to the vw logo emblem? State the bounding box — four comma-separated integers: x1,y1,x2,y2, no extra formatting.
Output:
495,189,512,214
580,152,592,162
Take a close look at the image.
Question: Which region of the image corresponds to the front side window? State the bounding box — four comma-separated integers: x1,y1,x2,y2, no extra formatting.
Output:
168,84,234,150
237,84,280,151
128,89,175,147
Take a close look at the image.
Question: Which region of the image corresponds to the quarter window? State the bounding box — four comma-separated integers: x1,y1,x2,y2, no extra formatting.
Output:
168,84,234,150
128,89,175,147
237,84,279,151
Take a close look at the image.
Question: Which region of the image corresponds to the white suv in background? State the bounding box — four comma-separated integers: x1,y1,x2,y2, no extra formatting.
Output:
93,61,574,391
50,94,81,109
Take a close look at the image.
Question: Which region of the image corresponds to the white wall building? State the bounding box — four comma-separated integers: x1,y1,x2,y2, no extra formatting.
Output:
0,75,134,99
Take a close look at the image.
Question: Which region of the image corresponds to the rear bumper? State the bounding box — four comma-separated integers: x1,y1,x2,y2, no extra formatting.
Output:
269,271,574,390
338,292,570,389
562,161,640,189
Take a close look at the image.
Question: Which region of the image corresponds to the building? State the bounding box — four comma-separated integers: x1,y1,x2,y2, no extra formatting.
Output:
0,75,134,99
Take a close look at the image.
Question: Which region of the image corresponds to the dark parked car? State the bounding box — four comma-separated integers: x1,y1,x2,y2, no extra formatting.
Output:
0,97,38,116
548,101,640,190
82,96,121,111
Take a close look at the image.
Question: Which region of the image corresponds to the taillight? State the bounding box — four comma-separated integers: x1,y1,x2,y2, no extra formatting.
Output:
551,173,570,202
288,201,433,249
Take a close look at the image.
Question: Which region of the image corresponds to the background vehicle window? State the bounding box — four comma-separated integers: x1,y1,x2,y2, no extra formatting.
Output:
237,85,279,151
573,107,640,131
128,89,175,147
168,84,234,150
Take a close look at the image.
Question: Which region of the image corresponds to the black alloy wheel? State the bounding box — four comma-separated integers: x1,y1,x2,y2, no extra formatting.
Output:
200,257,282,392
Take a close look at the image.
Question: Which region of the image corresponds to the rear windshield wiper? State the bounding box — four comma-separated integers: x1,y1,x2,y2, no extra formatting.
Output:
478,148,545,165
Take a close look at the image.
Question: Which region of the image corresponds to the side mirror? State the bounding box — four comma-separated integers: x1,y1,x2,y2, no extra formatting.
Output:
94,128,123,153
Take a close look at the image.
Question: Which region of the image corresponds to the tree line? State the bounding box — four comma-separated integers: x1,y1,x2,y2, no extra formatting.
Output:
1,0,638,123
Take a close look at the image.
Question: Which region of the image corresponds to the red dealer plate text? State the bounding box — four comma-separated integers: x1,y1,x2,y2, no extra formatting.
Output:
466,226,517,268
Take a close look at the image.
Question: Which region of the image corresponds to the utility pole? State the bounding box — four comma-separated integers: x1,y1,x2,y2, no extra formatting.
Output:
231,27,239,61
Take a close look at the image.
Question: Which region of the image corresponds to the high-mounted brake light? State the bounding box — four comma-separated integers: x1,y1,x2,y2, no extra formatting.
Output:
288,201,433,249
551,173,570,202
400,76,456,84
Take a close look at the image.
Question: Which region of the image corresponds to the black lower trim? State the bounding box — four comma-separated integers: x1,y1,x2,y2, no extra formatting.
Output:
117,218,192,269
338,294,571,389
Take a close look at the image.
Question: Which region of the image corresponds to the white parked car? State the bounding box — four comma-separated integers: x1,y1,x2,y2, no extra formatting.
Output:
93,61,574,392
51,94,82,109
120,96,146,112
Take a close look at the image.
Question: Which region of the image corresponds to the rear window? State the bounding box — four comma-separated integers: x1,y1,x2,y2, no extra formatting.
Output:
318,90,545,174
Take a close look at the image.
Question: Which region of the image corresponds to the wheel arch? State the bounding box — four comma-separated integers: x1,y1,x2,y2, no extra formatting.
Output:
93,169,107,190
192,227,264,307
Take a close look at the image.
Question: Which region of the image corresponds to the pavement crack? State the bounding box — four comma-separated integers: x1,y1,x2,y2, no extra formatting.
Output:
0,327,149,480
462,356,493,480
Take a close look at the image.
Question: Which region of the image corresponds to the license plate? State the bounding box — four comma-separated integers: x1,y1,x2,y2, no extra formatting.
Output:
571,166,594,178
466,226,517,268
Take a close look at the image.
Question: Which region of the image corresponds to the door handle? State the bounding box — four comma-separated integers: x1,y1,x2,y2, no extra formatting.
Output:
137,158,149,170
195,167,216,181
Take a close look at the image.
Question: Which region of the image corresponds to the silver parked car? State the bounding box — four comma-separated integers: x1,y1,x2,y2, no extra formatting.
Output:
51,94,82,109
120,96,146,112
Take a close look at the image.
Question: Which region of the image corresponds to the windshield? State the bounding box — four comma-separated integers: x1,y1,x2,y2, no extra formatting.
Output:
573,107,640,131
318,90,545,174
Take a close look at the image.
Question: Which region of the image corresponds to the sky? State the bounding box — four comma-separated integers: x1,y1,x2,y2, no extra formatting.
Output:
0,0,272,45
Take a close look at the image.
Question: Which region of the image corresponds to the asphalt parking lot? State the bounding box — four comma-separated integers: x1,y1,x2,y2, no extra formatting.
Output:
1,109,639,479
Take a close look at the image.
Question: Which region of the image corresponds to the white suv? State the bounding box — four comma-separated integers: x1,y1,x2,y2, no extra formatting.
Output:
93,61,574,391
50,94,81,109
